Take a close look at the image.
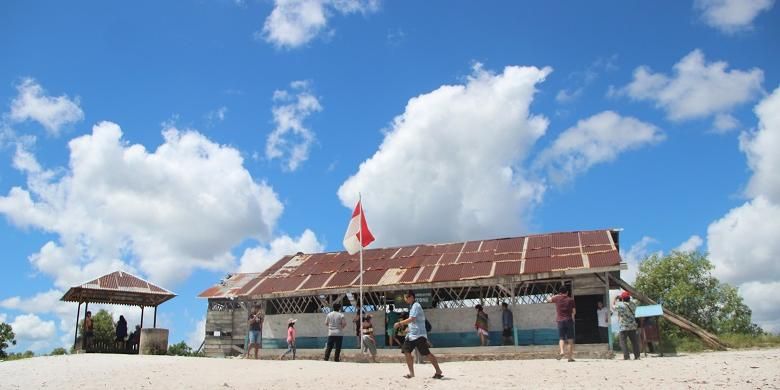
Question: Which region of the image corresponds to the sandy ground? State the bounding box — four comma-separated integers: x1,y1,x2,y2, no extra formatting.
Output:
1,349,779,390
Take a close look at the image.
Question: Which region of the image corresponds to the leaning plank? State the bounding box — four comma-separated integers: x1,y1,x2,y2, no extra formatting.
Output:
608,275,727,351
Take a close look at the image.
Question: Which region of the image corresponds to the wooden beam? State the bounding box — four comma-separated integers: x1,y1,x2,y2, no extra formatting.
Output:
608,275,727,350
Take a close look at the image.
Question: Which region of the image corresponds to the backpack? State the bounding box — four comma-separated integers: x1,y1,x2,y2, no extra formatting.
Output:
425,319,432,332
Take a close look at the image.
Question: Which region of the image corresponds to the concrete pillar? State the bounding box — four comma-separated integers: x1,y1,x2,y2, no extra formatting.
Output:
139,328,169,355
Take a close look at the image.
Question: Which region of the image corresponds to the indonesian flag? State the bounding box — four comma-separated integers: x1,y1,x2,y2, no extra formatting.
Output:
343,200,375,255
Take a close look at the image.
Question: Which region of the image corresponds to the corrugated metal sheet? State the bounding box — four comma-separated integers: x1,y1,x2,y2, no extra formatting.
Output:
199,229,624,298
62,271,176,306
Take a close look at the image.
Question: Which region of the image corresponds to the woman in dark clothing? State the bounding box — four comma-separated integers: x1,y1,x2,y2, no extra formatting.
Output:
116,315,128,349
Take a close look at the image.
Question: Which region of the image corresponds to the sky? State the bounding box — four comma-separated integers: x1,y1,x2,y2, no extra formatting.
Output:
0,0,778,353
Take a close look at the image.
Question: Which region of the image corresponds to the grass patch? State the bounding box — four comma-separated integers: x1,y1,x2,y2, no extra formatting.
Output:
720,333,780,349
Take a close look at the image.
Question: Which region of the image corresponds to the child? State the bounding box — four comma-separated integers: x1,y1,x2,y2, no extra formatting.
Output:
280,318,297,360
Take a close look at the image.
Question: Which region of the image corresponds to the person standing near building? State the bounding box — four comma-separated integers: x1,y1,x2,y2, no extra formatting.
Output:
361,314,378,362
613,291,640,360
501,302,514,345
596,301,609,343
246,305,263,359
386,304,399,347
324,303,346,362
83,311,94,351
280,318,297,360
548,286,576,362
475,304,489,346
394,290,443,379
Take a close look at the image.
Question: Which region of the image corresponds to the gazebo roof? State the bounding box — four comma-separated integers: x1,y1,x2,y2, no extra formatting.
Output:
61,270,176,307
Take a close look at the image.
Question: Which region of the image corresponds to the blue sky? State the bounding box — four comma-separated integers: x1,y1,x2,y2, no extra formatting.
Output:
1,0,778,353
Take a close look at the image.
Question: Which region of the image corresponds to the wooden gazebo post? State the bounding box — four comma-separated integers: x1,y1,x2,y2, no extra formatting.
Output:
153,306,158,328
73,302,82,349
140,305,145,328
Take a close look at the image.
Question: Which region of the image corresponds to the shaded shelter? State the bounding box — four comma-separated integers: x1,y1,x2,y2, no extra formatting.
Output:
61,271,176,352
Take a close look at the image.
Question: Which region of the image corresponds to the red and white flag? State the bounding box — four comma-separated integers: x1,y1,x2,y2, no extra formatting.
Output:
343,200,375,255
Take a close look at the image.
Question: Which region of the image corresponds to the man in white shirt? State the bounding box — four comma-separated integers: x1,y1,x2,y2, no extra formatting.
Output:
394,290,443,379
596,301,609,343
324,303,346,362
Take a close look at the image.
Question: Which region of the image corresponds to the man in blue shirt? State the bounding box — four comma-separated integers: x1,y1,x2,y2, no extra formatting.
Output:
393,290,443,379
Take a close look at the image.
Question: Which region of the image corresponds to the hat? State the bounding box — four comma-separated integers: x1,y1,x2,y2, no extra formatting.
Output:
619,291,631,300
288,318,297,324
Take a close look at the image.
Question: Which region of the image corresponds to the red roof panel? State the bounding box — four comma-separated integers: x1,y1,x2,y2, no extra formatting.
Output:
588,251,621,267
419,255,441,267
523,255,584,274
394,246,417,258
460,262,493,279
583,244,614,254
438,253,459,265
479,240,499,252
431,264,463,282
462,241,481,252
494,252,522,261
326,271,359,287
581,230,611,246
494,261,521,276
551,232,580,248
399,268,420,283
299,274,331,290
526,247,552,259
495,237,524,253
527,234,552,249
362,269,386,285
416,266,435,283
552,247,582,257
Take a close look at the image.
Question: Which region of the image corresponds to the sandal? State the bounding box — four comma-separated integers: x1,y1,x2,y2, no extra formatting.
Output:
556,353,564,360
432,373,444,379
403,374,413,379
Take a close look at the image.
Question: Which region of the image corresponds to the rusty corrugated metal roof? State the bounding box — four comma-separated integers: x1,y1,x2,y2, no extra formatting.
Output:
197,229,623,299
61,271,176,306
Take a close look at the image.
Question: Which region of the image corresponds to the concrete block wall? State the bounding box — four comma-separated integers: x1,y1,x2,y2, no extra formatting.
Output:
261,310,386,350
425,304,558,347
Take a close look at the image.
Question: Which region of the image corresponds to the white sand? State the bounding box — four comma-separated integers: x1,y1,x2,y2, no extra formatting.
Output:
1,349,779,389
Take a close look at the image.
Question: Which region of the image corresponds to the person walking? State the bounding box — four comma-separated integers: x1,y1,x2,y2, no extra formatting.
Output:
596,301,609,343
115,315,128,350
613,291,640,360
394,290,443,379
245,305,263,359
280,318,297,360
475,304,489,346
548,286,576,362
324,303,346,362
501,302,514,345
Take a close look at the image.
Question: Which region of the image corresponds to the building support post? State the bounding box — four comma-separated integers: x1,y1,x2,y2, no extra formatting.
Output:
73,302,82,350
605,271,613,351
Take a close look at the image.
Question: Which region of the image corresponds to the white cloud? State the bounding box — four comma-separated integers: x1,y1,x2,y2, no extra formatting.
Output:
556,55,618,104
260,0,379,49
205,106,228,124
739,281,780,333
708,196,780,286
10,314,56,341
741,86,780,203
620,49,763,121
186,317,206,350
266,80,322,171
707,86,780,332
0,121,285,288
675,235,704,253
239,229,324,272
713,113,740,133
620,236,661,284
1,290,64,315
338,63,551,247
534,111,664,185
695,0,775,33
9,78,84,136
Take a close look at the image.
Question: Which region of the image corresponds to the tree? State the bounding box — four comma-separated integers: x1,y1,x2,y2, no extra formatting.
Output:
0,322,16,358
79,309,116,347
167,341,193,356
50,347,68,356
635,251,762,338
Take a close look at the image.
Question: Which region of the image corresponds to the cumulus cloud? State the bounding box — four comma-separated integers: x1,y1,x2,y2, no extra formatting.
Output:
620,236,661,284
675,235,704,252
534,111,664,184
266,81,322,171
239,229,324,272
619,50,763,123
260,0,379,49
741,87,780,203
1,290,64,314
713,113,740,133
707,86,780,332
695,0,775,33
9,78,84,136
338,64,551,247
9,314,56,341
186,317,207,350
0,121,285,287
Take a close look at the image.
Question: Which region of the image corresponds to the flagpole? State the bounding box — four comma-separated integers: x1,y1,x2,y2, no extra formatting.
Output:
358,193,364,352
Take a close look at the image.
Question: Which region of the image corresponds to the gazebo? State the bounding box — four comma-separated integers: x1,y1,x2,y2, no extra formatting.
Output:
61,270,176,352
